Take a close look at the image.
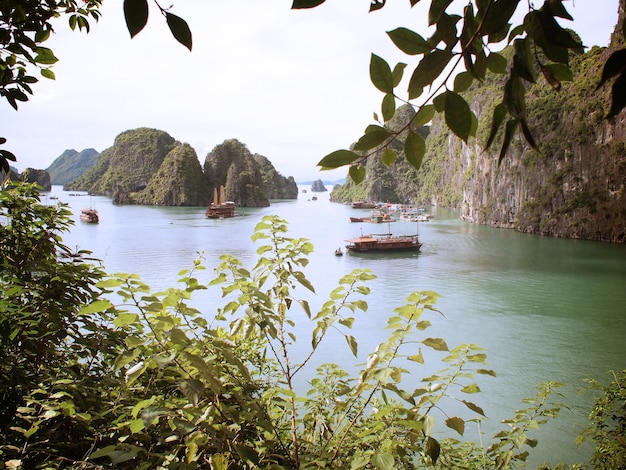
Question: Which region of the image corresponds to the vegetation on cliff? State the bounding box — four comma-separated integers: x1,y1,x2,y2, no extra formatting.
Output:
332,34,625,243
253,153,298,199
204,139,296,207
65,133,295,208
132,143,211,206
65,128,181,202
46,148,100,185
425,40,626,242
331,105,428,205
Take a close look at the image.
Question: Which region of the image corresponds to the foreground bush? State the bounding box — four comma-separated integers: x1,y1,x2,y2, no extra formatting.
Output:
1,182,623,469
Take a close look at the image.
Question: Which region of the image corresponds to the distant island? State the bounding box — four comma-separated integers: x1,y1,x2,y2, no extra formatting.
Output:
58,129,297,207
310,179,327,192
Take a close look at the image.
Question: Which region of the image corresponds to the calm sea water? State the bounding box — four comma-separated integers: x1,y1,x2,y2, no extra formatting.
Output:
49,185,625,467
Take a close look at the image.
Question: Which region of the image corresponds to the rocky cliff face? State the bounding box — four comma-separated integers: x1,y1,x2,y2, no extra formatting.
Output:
253,154,298,199
310,179,327,192
133,143,211,206
1,166,51,190
67,129,173,193
65,131,296,207
456,38,626,242
21,168,51,191
204,139,297,207
331,17,625,243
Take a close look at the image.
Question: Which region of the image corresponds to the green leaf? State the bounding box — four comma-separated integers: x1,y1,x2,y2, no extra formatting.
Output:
293,270,315,292
444,90,472,142
436,12,460,49
349,165,366,184
519,118,538,151
234,444,259,464
461,383,481,394
34,47,58,65
79,299,113,315
123,0,148,38
485,102,507,150
453,71,473,93
318,150,359,169
462,399,486,416
407,350,424,363
381,93,395,122
408,50,452,98
353,126,391,151
468,353,487,362
130,418,145,434
499,118,519,164
445,416,465,435
426,436,441,464
179,379,204,406
345,334,358,356
543,63,573,82
370,1,386,12
413,104,435,126
113,313,139,327
503,75,526,119
370,54,394,94
428,0,453,25
513,38,536,83
370,452,395,470
422,337,449,351
291,0,326,8
480,0,520,36
536,5,583,50
166,12,192,51
486,52,508,74
125,361,148,386
41,68,55,80
546,0,574,20
387,28,431,55
381,148,397,166
404,130,425,170
391,62,407,87
477,368,497,377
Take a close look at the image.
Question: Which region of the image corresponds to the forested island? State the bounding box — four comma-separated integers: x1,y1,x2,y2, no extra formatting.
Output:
63,130,298,207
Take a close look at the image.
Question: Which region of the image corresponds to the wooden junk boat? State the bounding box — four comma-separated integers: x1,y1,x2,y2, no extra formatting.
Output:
80,208,99,223
206,186,236,219
345,223,421,253
345,233,421,252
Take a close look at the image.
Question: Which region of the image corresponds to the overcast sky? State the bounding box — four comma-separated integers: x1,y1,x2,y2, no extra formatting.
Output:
2,0,620,182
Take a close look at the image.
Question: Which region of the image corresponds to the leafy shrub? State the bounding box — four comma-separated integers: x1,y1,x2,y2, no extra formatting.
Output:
3,183,619,469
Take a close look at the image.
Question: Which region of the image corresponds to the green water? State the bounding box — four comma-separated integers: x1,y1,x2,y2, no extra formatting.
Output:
54,185,625,467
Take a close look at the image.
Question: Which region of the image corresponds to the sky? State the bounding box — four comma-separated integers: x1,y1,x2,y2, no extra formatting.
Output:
2,0,621,182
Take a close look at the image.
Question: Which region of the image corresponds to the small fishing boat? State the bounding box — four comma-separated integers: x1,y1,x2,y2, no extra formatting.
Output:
334,247,343,256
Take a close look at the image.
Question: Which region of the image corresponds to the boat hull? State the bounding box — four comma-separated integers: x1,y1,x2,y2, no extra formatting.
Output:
345,234,421,252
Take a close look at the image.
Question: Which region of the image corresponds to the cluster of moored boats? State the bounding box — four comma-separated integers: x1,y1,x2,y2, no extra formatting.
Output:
342,202,431,254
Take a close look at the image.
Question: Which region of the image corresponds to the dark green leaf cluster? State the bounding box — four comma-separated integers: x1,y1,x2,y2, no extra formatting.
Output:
312,0,601,181
123,0,192,51
0,0,102,171
579,370,626,469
